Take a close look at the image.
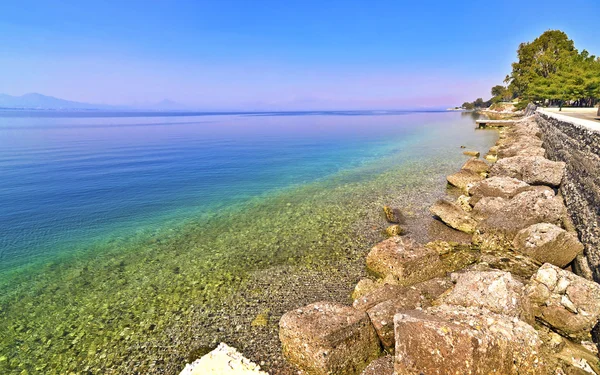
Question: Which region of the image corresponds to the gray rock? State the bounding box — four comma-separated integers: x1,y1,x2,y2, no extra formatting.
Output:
365,237,445,286
446,169,485,191
394,306,548,374
467,176,531,205
490,156,566,187
527,264,600,340
440,270,533,323
353,277,452,312
430,199,478,234
358,278,453,349
471,196,508,221
279,302,382,375
513,223,584,268
476,189,567,248
497,144,546,158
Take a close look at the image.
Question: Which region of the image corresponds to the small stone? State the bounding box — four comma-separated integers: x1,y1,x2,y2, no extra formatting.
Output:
561,295,578,313
463,150,480,157
383,225,404,237
382,206,404,224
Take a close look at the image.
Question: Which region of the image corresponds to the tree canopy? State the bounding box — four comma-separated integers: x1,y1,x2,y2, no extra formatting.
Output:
462,30,600,110
506,30,600,107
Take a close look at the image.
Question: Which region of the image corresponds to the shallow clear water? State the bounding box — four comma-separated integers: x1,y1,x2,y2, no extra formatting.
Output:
0,110,494,374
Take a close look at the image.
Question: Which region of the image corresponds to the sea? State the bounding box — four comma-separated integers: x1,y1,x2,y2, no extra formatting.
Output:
0,110,496,374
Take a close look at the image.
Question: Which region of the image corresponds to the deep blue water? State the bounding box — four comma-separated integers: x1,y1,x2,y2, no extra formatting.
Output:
0,110,486,272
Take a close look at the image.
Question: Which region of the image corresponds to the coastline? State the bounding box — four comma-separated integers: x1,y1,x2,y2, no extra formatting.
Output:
274,108,600,374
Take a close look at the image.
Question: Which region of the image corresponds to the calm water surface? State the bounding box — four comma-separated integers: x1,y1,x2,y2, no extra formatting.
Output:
0,110,494,374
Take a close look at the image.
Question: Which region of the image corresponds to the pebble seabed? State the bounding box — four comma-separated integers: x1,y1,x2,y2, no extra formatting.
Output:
0,128,495,375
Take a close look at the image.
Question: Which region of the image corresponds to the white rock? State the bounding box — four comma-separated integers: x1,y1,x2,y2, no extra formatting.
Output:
179,343,268,375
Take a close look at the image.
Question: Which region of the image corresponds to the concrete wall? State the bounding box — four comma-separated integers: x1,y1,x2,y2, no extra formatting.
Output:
536,109,600,281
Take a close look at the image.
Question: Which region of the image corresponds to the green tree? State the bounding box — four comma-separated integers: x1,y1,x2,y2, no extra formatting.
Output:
461,102,475,110
506,30,577,101
491,85,506,97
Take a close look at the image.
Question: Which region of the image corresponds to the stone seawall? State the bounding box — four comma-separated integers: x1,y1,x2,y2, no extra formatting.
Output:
535,110,600,282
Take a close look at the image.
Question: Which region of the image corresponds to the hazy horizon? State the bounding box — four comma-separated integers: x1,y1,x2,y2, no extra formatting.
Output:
1,0,599,111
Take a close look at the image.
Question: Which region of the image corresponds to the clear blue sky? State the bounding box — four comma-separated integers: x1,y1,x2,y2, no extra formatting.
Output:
1,0,598,110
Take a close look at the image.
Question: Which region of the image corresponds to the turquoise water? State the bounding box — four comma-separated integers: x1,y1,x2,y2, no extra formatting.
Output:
0,110,457,271
0,110,494,374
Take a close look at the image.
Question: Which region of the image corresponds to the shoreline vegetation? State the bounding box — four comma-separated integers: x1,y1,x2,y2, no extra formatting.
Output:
461,30,600,113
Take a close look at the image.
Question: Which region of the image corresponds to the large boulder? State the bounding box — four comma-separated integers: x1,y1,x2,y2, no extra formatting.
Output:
446,169,485,191
430,199,478,233
497,144,546,158
356,278,453,349
394,306,548,374
353,277,452,312
527,264,600,340
441,270,532,322
461,157,489,175
279,302,381,375
365,237,445,286
477,248,542,279
471,196,508,221
490,156,566,187
513,223,584,268
467,176,531,205
476,189,567,249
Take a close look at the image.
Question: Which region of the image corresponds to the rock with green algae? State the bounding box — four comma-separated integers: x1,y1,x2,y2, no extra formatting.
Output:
179,343,268,375
382,206,404,224
383,224,404,237
462,150,480,157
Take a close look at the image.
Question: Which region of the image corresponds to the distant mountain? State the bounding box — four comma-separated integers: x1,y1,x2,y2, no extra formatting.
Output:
0,93,113,110
0,93,190,111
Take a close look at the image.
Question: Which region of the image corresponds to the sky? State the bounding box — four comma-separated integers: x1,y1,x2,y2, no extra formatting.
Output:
0,0,599,110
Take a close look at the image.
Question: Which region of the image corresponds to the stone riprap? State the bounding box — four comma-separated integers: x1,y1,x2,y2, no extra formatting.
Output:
536,109,600,282
277,114,600,375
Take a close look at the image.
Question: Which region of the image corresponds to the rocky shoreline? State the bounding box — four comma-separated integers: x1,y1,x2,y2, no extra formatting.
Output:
275,111,600,374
